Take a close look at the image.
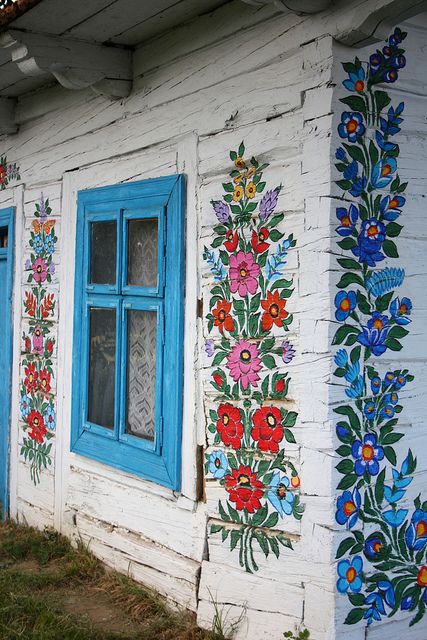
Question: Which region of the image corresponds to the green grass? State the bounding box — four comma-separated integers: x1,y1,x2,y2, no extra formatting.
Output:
0,521,223,640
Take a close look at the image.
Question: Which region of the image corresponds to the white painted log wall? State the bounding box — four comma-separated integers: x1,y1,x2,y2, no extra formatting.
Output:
0,1,425,639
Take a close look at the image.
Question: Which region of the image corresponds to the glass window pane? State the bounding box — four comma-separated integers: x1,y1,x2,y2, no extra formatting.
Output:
126,309,157,441
0,227,7,248
128,218,158,288
90,221,116,285
88,307,116,429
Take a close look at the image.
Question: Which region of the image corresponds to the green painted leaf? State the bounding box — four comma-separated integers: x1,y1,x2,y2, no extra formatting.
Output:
336,272,364,288
262,354,276,370
332,324,359,346
263,512,279,529
336,536,355,559
344,608,365,625
386,222,403,237
382,239,399,258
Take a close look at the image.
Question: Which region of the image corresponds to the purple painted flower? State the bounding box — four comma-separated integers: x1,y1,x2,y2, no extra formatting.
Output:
49,262,55,275
25,259,31,270
39,194,47,223
259,186,281,222
281,340,295,364
211,200,230,224
205,339,214,357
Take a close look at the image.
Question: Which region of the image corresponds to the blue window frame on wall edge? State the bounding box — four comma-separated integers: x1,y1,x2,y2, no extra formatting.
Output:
71,176,185,491
0,207,15,519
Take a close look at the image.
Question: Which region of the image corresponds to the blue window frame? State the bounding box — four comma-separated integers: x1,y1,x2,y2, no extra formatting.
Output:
71,176,185,490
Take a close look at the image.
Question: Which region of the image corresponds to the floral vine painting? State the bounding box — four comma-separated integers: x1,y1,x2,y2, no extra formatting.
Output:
20,196,57,484
204,142,303,573
333,28,426,627
0,154,20,190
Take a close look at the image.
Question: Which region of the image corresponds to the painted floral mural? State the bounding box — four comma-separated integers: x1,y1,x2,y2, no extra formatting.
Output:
0,154,20,190
204,142,303,573
20,196,57,484
334,28,426,626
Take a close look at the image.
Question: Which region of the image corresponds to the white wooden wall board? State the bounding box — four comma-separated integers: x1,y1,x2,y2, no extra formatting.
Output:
197,598,301,640
16,461,54,512
198,560,305,617
303,581,335,636
365,613,427,640
16,498,54,528
1,75,50,98
133,1,282,76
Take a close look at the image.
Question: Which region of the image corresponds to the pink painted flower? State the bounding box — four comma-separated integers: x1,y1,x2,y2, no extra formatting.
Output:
226,340,262,390
32,258,47,283
32,326,43,355
229,251,260,297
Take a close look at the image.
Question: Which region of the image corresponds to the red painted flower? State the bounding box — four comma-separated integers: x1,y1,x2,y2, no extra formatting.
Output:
27,410,46,444
212,299,235,334
251,406,284,453
224,230,238,252
0,164,6,186
213,373,223,387
216,403,244,450
275,378,285,393
417,565,427,587
251,227,270,254
225,465,264,513
24,336,31,353
39,369,51,394
46,339,54,355
24,363,38,394
261,290,289,332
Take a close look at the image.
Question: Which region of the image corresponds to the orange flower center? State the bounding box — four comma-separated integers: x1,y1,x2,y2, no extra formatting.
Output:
416,521,427,538
238,474,250,486
215,458,221,468
37,265,42,273
29,374,33,383
218,310,226,322
266,413,276,427
398,304,407,315
291,476,300,488
355,80,365,92
373,319,383,330
34,417,39,426
373,541,383,553
341,216,351,227
346,567,357,583
340,299,350,312
269,303,279,318
367,225,378,237
259,233,265,241
222,414,229,426
240,268,247,278
381,164,392,176
346,120,358,133
343,501,356,516
240,349,251,362
417,565,427,587
362,445,374,461
277,485,287,499
389,198,398,209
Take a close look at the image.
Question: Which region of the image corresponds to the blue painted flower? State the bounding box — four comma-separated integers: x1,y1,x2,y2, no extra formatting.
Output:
371,157,397,189
44,405,56,431
389,27,403,47
364,593,385,624
208,450,229,480
394,373,407,390
267,472,295,517
380,194,405,221
383,68,399,83
44,234,55,255
20,394,31,418
33,234,44,255
383,508,408,528
352,218,386,267
357,312,389,356
371,376,381,395
392,467,413,490
336,422,351,441
343,66,365,92
334,290,356,321
390,296,412,325
338,112,365,143
335,148,347,161
334,349,348,368
336,556,363,594
364,401,376,420
352,433,384,476
380,104,404,136
380,404,395,420
336,487,361,528
369,52,383,71
336,204,358,237
349,176,367,198
345,376,364,399
343,159,358,181
384,371,395,387
378,580,396,608
393,54,406,69
375,130,396,153
401,595,415,611
345,361,360,384
364,532,387,561
384,391,398,405
384,485,405,504
405,508,427,551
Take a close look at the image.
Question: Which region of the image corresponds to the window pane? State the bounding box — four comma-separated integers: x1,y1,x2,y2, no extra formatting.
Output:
128,218,158,287
126,309,157,441
0,227,7,248
90,221,116,285
88,307,116,429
